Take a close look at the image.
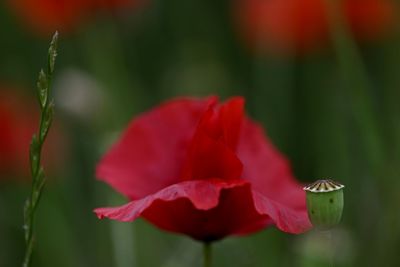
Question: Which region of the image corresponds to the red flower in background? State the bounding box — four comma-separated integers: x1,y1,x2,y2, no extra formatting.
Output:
234,0,396,53
346,0,395,41
0,88,64,180
94,0,141,10
9,0,89,36
95,96,311,241
8,0,145,36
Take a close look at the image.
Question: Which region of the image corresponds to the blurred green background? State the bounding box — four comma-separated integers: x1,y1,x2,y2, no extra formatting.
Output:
1,0,400,266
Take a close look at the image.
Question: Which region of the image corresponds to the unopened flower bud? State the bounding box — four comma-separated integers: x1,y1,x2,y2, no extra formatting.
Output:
304,179,344,230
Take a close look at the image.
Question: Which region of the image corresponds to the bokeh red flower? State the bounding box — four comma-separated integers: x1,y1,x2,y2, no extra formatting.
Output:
0,88,64,180
95,96,311,241
8,0,89,36
7,0,145,36
234,0,397,54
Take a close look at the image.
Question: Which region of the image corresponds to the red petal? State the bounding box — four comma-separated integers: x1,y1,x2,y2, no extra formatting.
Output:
180,131,243,181
219,97,245,150
237,118,308,211
94,179,310,241
251,190,311,234
180,97,244,180
97,97,216,199
94,179,246,241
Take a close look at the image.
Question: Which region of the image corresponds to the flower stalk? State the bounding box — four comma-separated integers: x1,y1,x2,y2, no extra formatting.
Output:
203,242,212,267
304,179,345,267
324,0,384,170
22,32,59,267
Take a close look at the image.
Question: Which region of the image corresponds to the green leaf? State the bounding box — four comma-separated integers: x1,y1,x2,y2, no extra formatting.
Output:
48,31,59,74
29,135,40,177
23,198,31,242
32,168,46,207
37,69,48,109
39,102,54,142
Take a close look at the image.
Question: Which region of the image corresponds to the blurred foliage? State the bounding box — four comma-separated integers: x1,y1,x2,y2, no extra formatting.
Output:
1,0,400,266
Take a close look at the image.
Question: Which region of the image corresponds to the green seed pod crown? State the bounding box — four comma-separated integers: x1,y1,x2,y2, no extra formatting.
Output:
304,179,344,230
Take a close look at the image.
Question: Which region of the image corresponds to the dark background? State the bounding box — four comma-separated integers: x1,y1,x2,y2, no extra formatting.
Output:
0,0,399,266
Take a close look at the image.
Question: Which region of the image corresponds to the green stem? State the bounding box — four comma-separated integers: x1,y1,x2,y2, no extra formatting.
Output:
324,230,334,267
109,194,136,267
324,0,384,170
324,2,389,265
22,32,58,267
203,242,212,267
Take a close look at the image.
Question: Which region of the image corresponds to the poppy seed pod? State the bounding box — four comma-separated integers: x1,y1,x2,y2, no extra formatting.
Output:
304,179,344,230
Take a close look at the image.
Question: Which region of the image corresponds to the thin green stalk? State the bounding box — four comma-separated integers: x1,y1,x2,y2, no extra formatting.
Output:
323,230,334,267
22,32,59,267
203,242,212,267
80,21,138,266
324,4,386,265
109,194,136,267
324,0,384,170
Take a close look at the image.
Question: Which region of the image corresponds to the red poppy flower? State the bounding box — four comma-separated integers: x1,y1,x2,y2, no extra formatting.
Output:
8,0,145,36
95,96,311,241
93,0,144,10
8,0,89,36
234,0,396,53
345,0,396,41
0,88,65,180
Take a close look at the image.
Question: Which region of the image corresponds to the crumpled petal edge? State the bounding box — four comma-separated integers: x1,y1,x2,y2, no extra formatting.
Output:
251,190,312,234
94,179,248,222
94,179,312,235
